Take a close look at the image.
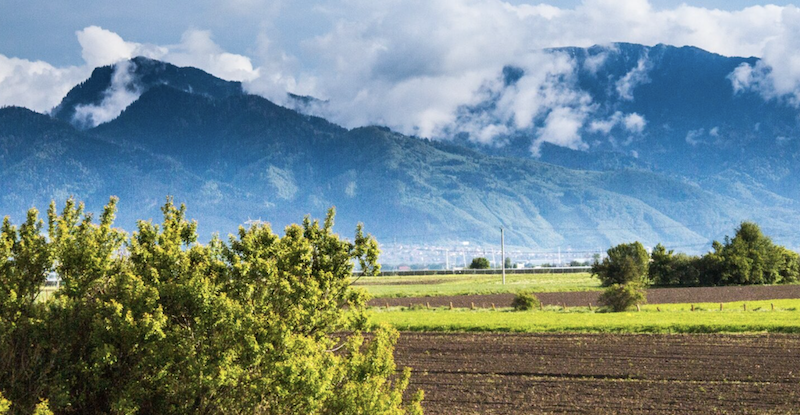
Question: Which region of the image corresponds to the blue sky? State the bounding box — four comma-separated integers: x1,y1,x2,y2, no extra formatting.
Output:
0,1,789,65
2,0,799,142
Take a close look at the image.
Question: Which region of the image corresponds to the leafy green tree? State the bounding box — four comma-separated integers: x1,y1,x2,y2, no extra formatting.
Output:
468,257,490,269
592,241,649,287
703,222,799,286
649,244,701,286
0,198,423,415
504,257,513,269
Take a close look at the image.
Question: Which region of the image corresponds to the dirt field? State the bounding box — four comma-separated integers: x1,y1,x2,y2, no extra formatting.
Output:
373,284,800,308
396,332,800,414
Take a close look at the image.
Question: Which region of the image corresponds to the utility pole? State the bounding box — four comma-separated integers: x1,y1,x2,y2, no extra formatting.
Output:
445,249,449,270
462,251,467,269
501,227,506,285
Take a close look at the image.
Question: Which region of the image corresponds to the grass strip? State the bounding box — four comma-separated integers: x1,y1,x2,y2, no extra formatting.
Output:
370,299,800,334
355,272,600,298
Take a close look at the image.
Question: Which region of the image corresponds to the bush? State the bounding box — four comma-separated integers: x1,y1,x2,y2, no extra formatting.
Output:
512,291,541,311
469,257,491,269
592,241,649,286
599,283,646,312
0,198,423,414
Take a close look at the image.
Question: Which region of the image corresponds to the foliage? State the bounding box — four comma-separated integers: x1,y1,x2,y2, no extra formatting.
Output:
648,244,701,286
704,222,800,285
504,257,513,269
598,283,646,312
649,222,800,287
468,257,490,269
592,242,649,287
0,198,422,415
511,292,541,311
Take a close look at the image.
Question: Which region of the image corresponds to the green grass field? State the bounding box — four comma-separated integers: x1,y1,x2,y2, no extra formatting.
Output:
369,299,800,334
354,272,600,298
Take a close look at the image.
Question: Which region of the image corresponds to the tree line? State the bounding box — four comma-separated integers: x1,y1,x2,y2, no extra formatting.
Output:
0,198,423,415
592,222,799,311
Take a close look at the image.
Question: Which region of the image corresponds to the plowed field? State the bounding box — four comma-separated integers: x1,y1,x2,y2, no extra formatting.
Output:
396,332,800,414
374,284,800,308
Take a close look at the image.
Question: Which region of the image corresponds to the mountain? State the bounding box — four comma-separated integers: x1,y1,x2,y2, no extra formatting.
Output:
2,52,800,257
52,56,243,129
457,43,800,202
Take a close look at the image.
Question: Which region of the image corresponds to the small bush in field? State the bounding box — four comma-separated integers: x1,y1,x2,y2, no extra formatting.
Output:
599,283,646,312
512,291,541,311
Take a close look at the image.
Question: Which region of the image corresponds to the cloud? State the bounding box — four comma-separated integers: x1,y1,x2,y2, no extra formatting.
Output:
685,128,705,146
277,0,789,149
623,113,646,133
588,111,647,135
727,6,800,106
2,0,800,149
616,58,651,101
73,60,141,128
0,26,259,114
533,107,588,155
0,56,86,112
163,30,260,83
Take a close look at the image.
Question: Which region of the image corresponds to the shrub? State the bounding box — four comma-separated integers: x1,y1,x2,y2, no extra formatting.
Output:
512,291,541,311
469,257,491,269
0,198,423,414
599,283,646,312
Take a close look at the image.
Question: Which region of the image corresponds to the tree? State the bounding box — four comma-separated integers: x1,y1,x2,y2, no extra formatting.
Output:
703,221,800,286
504,257,513,269
0,198,423,415
649,244,701,286
468,257,490,269
592,242,649,287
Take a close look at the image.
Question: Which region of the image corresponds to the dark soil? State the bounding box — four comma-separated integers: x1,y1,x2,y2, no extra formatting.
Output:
396,332,800,414
372,284,800,308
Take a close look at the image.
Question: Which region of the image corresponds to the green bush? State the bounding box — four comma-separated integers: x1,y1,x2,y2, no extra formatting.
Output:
469,257,491,269
598,283,646,312
0,198,423,415
512,291,541,311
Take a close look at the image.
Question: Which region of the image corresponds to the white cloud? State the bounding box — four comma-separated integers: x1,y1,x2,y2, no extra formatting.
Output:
685,128,705,146
532,107,588,155
616,58,650,101
0,26,259,114
623,113,646,133
73,60,141,128
163,30,260,83
0,56,86,112
2,0,800,148
588,111,647,135
727,6,800,106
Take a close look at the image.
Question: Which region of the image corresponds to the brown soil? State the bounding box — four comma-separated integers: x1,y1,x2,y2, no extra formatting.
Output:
372,284,800,308
396,332,800,414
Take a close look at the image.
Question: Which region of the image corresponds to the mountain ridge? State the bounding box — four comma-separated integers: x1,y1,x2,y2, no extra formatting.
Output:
2,46,800,255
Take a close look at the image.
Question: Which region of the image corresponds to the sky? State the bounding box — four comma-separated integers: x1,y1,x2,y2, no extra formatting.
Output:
2,0,800,146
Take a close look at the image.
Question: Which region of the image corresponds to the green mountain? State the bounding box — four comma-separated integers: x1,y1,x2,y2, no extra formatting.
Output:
2,55,799,253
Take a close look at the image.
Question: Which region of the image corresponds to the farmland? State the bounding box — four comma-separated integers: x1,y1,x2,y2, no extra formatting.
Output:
367,271,800,413
395,332,800,414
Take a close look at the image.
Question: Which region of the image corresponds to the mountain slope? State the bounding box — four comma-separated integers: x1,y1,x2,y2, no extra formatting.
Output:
2,54,800,253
